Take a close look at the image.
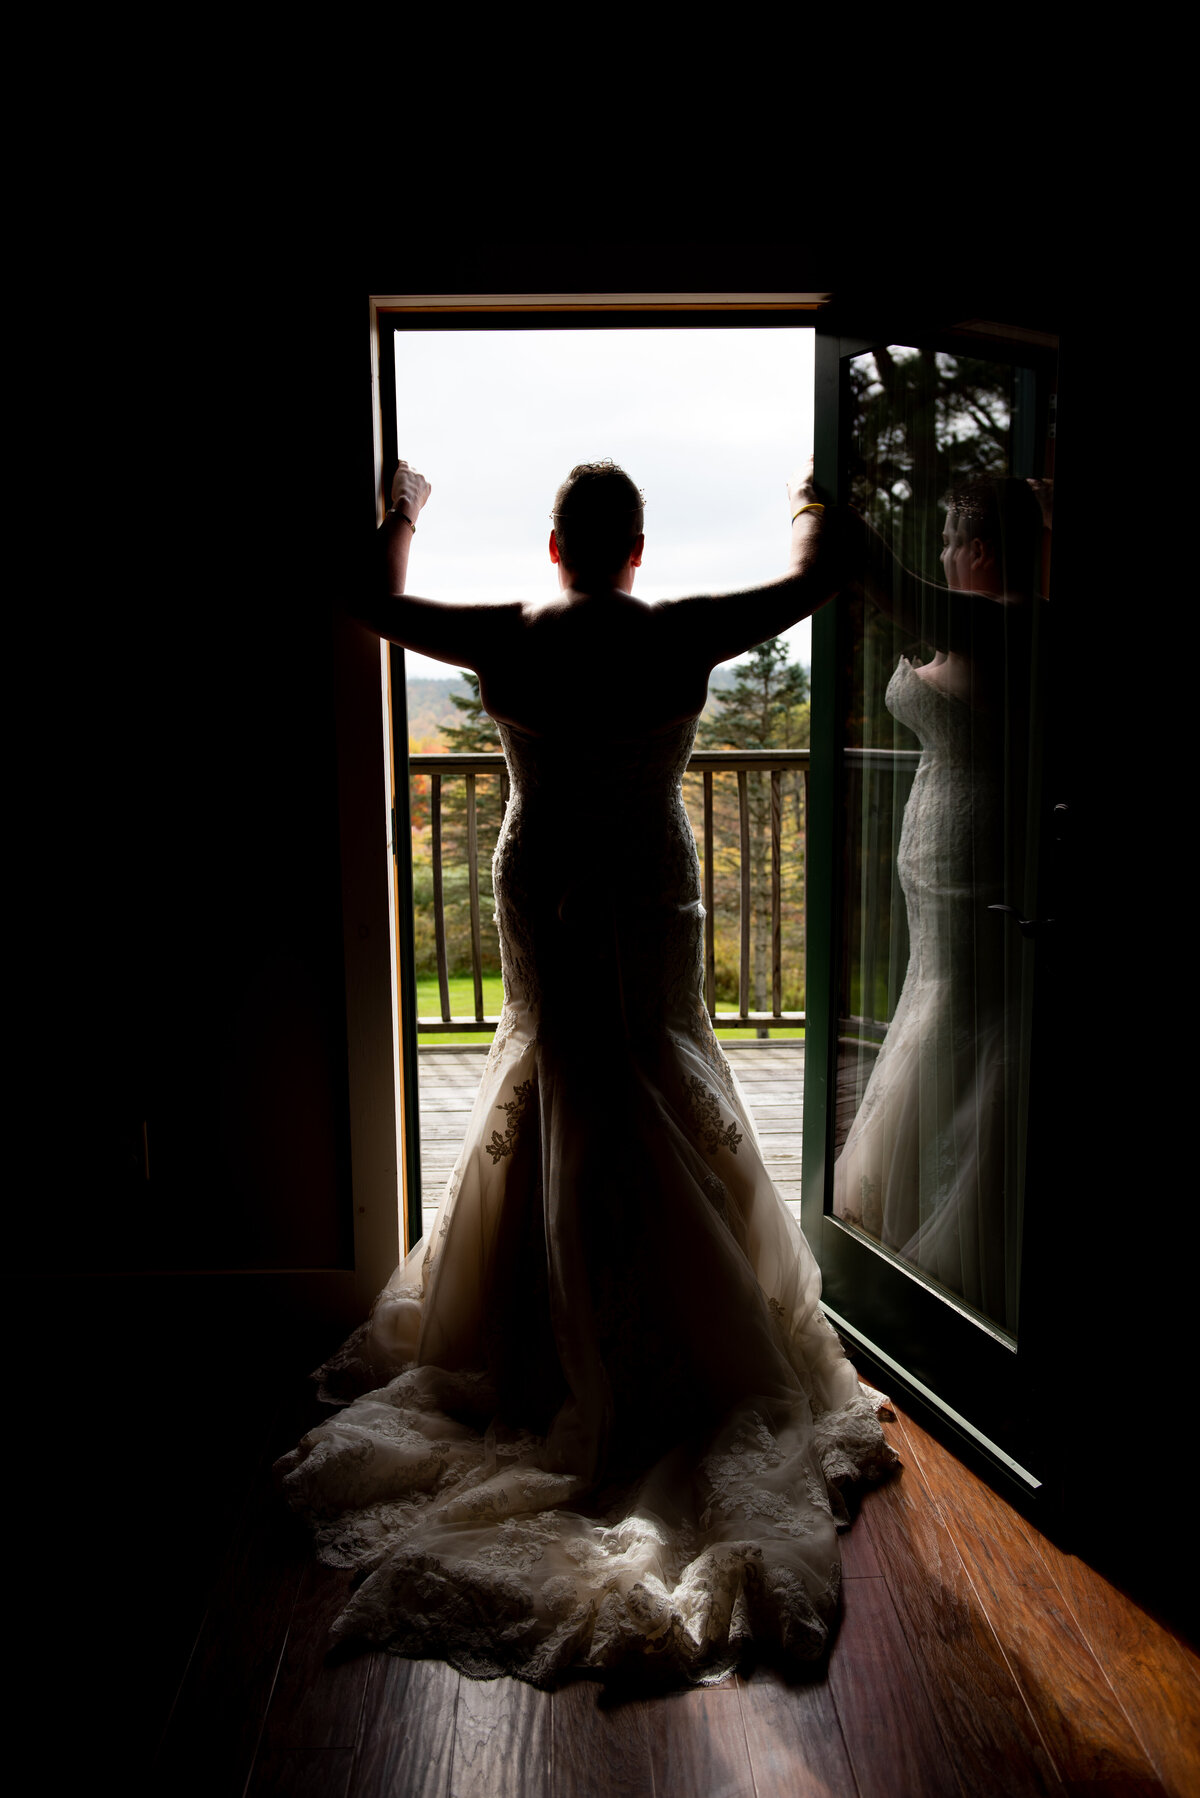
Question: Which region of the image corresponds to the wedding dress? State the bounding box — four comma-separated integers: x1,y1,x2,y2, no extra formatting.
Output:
278,715,893,1687
833,657,1012,1328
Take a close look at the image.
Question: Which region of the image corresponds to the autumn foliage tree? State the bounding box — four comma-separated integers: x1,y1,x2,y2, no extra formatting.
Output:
409,673,505,980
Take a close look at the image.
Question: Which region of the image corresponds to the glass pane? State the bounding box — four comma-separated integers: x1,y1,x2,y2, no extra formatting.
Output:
830,342,1055,1338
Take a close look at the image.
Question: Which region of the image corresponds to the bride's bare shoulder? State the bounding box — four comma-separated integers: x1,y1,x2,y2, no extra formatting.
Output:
518,591,645,623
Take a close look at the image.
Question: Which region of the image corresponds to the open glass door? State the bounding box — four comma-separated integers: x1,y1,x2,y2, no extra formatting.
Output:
805,319,1059,1490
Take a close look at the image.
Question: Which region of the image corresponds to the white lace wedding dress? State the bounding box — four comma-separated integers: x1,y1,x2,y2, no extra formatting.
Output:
833,657,1012,1328
278,716,894,1686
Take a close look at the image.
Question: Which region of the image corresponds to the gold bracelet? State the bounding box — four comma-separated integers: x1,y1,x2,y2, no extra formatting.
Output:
388,507,416,533
792,503,825,522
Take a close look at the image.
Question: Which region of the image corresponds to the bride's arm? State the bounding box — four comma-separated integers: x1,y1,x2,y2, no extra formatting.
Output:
664,464,839,669
348,462,520,670
666,467,1013,673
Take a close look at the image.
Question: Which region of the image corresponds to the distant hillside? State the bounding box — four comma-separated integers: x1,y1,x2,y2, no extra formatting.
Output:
404,664,782,748
406,676,475,745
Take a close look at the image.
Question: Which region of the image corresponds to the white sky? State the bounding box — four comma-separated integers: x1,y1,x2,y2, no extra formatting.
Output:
394,327,815,680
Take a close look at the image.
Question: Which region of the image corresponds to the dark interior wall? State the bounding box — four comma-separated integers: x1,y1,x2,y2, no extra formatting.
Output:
14,290,375,1589
1019,333,1184,1608
91,592,354,1274
15,282,375,1760
42,295,365,1281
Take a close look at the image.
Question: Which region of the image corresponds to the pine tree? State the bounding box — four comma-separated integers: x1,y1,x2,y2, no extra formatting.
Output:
698,639,809,754
695,639,810,1033
439,673,504,977
443,671,502,755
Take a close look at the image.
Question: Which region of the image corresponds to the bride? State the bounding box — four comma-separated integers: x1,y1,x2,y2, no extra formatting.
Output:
277,458,894,1687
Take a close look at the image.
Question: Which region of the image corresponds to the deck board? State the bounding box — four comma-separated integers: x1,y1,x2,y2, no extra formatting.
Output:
416,1041,806,1231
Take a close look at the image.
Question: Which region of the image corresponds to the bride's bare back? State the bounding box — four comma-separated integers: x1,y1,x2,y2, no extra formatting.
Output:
478,594,711,737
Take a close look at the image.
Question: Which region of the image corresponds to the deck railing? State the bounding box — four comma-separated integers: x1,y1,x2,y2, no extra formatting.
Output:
409,749,813,1035
838,746,922,1046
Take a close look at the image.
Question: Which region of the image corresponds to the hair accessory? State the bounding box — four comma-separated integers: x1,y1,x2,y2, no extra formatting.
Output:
792,503,825,522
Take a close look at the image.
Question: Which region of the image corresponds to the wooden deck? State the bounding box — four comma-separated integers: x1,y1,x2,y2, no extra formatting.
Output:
416,1039,806,1239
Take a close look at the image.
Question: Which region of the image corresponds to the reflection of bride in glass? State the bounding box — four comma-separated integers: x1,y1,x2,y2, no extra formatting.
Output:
277,458,893,1688
833,477,1047,1331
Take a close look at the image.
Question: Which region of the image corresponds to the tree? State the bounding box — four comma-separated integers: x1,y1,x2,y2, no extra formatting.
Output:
699,639,809,753
695,639,810,1034
436,673,504,977
847,344,1012,582
443,670,502,756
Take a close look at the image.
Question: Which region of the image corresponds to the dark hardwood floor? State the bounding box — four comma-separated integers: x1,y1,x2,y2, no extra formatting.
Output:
147,1378,1200,1797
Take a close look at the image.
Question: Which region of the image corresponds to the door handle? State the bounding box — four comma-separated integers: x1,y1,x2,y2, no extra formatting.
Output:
988,804,1067,938
988,904,1056,940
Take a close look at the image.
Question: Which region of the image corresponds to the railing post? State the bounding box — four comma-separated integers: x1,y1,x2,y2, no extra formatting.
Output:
802,767,809,1010
771,768,782,1017
465,771,484,1023
738,769,751,1021
703,771,715,1018
431,773,450,1022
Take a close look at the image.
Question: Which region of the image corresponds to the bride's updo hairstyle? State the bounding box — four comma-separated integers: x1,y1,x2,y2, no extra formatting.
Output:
944,475,1043,599
552,461,645,579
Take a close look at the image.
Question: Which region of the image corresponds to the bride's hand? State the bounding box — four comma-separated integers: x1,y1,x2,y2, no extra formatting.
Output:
390,460,432,522
1027,476,1053,530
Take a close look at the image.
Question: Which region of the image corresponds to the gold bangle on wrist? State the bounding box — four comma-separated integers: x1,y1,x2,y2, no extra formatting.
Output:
388,508,416,533
792,503,825,523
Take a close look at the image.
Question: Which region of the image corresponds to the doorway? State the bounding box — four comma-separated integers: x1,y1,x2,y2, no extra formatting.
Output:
371,302,824,1252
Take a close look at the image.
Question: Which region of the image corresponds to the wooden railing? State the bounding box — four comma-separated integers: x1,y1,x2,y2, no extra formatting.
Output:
687,750,810,1030
409,753,510,1031
409,749,811,1035
838,746,922,1045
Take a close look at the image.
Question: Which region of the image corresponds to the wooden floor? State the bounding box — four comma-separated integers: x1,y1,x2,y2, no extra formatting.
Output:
417,1040,806,1235
141,1048,1199,1793
151,1378,1200,1798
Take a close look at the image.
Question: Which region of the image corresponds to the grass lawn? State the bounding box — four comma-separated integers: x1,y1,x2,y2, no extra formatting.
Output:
718,1029,804,1043
417,974,504,1044
416,974,802,1046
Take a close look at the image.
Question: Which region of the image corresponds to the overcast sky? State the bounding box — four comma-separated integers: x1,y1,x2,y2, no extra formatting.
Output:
394,327,816,680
